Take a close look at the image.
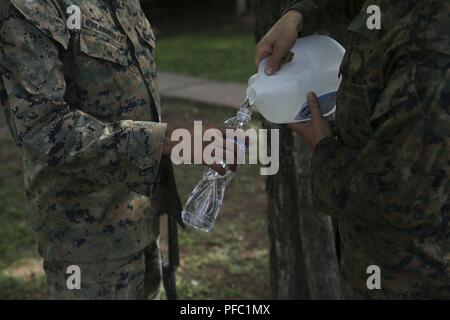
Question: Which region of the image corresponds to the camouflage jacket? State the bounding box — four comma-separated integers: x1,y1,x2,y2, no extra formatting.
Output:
290,0,450,299
0,0,171,262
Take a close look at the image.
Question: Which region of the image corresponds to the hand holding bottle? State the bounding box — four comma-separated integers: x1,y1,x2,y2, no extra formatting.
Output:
289,92,334,152
162,124,238,176
255,10,303,75
182,102,252,233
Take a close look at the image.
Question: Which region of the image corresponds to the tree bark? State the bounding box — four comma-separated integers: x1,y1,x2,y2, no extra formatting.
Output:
253,0,342,300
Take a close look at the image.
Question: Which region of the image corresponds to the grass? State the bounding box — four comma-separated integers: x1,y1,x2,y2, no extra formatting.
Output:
155,35,270,299
162,100,269,299
0,101,270,300
156,33,256,83
0,116,47,299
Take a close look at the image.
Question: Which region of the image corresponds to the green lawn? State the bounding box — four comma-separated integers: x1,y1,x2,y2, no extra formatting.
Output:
0,116,47,299
0,101,270,300
156,33,256,83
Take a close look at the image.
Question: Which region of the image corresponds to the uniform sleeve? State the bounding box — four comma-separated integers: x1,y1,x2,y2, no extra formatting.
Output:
311,52,450,229
0,3,166,195
286,0,363,35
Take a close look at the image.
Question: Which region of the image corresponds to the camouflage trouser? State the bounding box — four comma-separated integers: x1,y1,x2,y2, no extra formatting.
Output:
43,241,162,300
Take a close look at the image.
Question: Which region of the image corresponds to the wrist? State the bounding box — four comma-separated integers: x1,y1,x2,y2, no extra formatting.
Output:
284,9,303,33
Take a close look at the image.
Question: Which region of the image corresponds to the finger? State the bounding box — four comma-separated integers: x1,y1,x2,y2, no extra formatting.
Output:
218,146,238,172
255,43,273,68
288,122,308,135
228,163,238,172
209,145,237,168
280,52,295,66
266,43,292,75
209,164,226,176
307,92,322,120
211,152,232,175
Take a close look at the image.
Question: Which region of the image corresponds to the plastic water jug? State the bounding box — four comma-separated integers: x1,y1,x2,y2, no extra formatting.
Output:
247,35,345,124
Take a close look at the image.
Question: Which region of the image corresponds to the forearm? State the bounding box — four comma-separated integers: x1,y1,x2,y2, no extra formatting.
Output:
1,72,166,193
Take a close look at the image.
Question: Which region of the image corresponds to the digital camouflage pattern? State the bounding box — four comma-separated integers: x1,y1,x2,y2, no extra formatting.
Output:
290,0,450,299
44,242,162,300
0,0,169,266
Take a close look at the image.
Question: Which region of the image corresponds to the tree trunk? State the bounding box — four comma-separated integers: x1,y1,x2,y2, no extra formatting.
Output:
253,0,342,300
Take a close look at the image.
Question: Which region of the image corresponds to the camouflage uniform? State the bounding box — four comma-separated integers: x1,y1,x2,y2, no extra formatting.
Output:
0,0,178,299
289,0,450,299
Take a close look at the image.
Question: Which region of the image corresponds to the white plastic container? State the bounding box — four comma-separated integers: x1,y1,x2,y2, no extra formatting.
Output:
247,35,345,124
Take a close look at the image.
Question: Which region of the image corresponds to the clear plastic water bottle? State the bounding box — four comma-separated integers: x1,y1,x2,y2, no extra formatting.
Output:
182,100,252,232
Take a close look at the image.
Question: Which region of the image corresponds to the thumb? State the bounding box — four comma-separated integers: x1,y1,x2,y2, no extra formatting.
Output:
255,46,272,69
307,92,322,120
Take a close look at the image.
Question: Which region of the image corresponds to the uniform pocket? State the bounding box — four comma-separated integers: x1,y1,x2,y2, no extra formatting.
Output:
0,4,69,89
79,18,128,67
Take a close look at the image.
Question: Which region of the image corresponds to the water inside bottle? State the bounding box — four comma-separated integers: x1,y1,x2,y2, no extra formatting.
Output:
182,100,252,233
182,168,235,232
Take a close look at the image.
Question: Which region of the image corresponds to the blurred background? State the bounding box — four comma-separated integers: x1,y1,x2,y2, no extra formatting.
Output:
0,0,271,299
144,0,255,82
